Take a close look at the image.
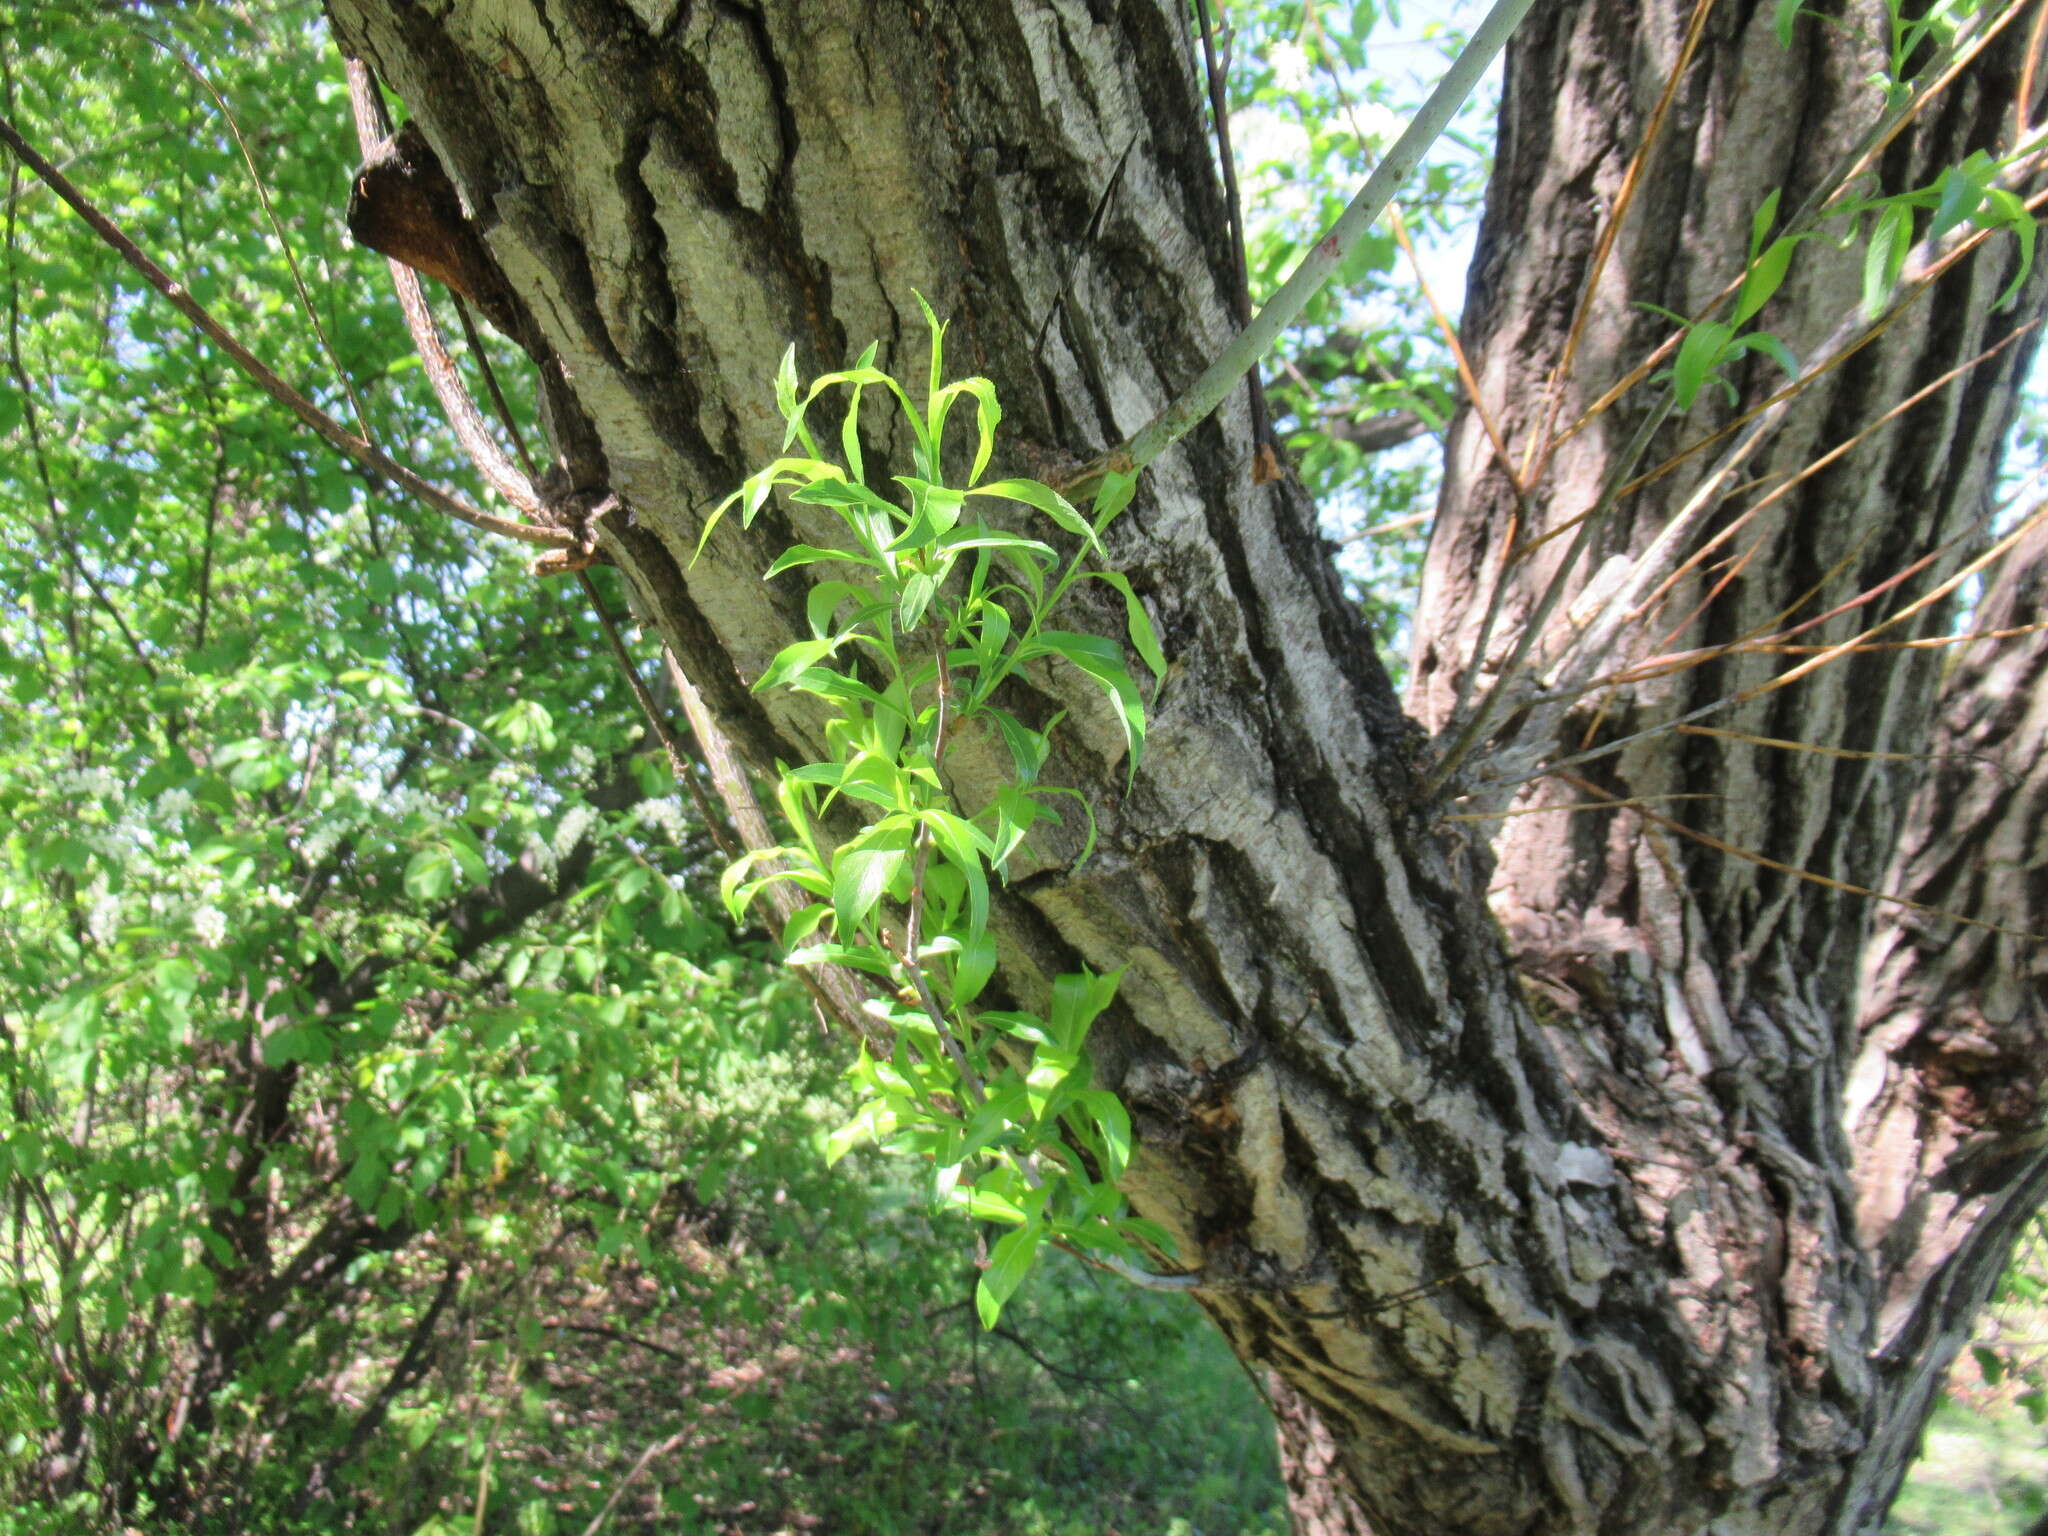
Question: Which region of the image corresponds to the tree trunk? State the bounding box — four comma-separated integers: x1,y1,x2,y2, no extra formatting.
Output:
323,2,2048,1532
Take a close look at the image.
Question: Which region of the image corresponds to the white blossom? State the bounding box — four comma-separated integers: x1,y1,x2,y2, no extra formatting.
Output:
383,785,441,822
87,893,122,946
552,804,597,860
1269,40,1311,93
192,905,228,947
635,797,689,841
53,765,118,800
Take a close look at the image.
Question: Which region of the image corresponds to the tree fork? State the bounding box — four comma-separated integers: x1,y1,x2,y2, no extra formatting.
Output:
325,2,2048,1532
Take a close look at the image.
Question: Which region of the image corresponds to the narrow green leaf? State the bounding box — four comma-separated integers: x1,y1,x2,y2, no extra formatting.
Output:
952,926,997,1007
1977,188,2036,310
919,808,992,938
1024,1047,1078,1120
968,478,1099,549
1749,187,1783,261
1091,468,1138,527
969,596,1014,676
791,475,903,517
774,344,801,427
1049,967,1121,1052
959,1080,1028,1161
779,901,832,951
1862,200,1913,318
1728,330,1800,380
1773,0,1801,47
807,579,884,638
962,1184,1027,1223
841,340,878,483
1732,236,1797,327
1019,631,1147,775
720,846,787,921
935,528,1058,563
1671,320,1732,410
832,819,915,938
826,1093,896,1165
1928,163,1982,243
976,1222,1042,1329
754,637,840,693
915,289,946,407
892,479,966,544
1087,570,1168,683
900,571,938,631
1075,1088,1133,1179
765,543,879,579
987,707,1054,786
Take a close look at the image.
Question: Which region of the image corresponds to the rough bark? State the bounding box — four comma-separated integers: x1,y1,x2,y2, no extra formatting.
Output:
322,2,2048,1533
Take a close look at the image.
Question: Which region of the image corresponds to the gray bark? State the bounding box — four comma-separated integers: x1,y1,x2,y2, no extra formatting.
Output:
324,1,2048,1532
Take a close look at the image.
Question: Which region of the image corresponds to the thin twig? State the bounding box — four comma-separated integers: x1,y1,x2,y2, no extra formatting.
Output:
1549,16,2037,459
656,648,877,1043
1425,397,1671,797
1520,0,1720,488
146,30,374,445
1631,324,2038,645
1034,137,1136,359
1558,773,2047,943
2021,0,2048,142
1494,497,2038,790
1674,722,2003,770
1441,793,1719,823
1,159,159,682
1193,0,1274,457
302,1256,463,1510
877,928,988,1108
578,1430,690,1536
1389,201,1521,499
576,571,734,859
0,112,570,548
537,1323,688,1364
1298,3,1514,504
454,293,540,481
1062,0,1538,498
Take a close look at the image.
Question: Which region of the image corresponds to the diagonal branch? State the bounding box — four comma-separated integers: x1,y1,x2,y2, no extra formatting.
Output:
1061,0,1538,498
0,112,571,549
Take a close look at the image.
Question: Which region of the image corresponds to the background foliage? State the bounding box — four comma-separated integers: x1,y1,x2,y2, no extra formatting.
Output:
0,2,1287,1529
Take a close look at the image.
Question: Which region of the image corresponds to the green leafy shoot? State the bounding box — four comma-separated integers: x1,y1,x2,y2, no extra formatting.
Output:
713,307,1172,1323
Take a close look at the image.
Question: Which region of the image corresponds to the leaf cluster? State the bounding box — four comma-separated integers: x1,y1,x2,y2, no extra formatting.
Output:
708,301,1169,1325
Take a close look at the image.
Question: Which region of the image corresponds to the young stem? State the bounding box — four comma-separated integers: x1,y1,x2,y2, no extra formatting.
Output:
1066,0,1539,497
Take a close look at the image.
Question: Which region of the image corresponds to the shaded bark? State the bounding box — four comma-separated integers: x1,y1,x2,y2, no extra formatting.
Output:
1268,1370,1379,1536
323,2,2048,1533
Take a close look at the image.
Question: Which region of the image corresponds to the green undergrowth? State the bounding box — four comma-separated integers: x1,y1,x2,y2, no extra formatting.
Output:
1890,1396,2048,1535
4,1047,1285,1536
